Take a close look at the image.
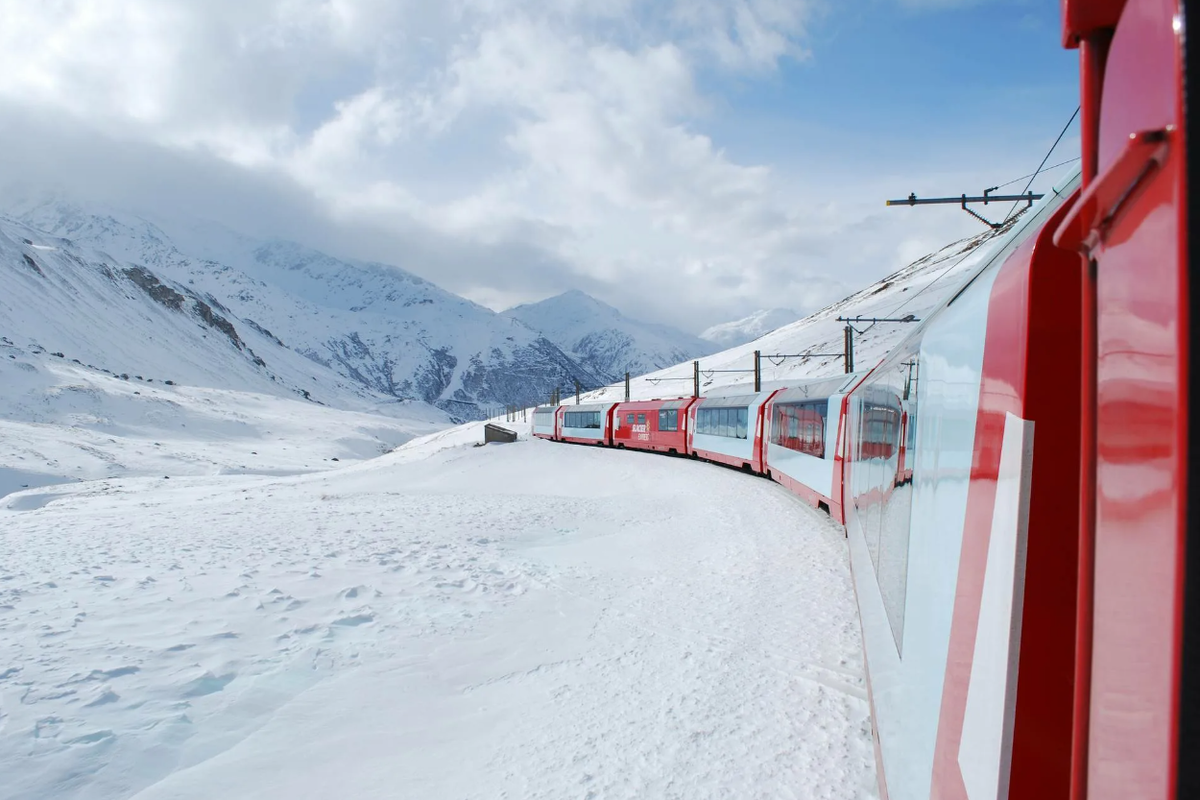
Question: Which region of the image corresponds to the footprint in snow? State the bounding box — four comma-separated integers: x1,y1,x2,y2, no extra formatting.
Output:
181,671,235,698
33,716,63,739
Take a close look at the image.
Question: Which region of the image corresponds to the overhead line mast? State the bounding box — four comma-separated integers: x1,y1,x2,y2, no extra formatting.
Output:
885,189,1043,230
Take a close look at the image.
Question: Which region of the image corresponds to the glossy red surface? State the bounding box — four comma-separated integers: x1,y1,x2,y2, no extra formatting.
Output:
611,398,696,454
1082,0,1186,796
1061,0,1127,45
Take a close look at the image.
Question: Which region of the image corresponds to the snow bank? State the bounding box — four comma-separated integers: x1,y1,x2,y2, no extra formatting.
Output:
1,436,875,800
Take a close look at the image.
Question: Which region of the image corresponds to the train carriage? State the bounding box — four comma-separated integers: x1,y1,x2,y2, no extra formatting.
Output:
531,405,557,440
762,374,863,524
527,5,1196,796
555,402,617,446
687,390,778,473
844,167,1085,800
612,398,697,454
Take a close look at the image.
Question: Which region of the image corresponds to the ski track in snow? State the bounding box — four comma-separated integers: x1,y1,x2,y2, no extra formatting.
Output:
0,434,876,800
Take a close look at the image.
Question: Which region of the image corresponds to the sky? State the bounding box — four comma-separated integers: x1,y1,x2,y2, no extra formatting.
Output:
0,0,1080,334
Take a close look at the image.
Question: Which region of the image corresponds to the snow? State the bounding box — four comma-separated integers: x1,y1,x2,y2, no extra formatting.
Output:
701,309,804,349
0,432,876,800
0,352,450,493
0,172,1083,800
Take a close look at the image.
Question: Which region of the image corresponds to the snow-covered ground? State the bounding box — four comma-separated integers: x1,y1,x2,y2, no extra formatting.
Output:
1,428,875,800
0,354,450,498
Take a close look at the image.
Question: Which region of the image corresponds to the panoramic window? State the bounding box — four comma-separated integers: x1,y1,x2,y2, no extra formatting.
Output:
772,402,828,458
696,406,749,439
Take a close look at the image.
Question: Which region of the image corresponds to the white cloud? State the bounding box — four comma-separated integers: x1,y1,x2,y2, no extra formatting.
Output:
0,0,1058,332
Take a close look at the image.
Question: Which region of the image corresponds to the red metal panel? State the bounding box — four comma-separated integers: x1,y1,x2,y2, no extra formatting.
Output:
611,398,695,454
1061,0,1127,46
1081,0,1187,795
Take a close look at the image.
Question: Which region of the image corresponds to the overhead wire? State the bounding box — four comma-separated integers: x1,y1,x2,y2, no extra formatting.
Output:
874,105,1083,328
992,156,1081,190
1002,105,1080,223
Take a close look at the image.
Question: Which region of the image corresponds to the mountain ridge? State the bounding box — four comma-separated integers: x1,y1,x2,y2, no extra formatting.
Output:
2,198,603,420
503,290,715,385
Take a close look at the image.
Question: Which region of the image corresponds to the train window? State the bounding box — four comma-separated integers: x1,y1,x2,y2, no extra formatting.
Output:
658,409,679,432
854,359,917,651
637,414,646,427
771,401,827,457
626,413,635,424
695,406,749,439
564,411,602,429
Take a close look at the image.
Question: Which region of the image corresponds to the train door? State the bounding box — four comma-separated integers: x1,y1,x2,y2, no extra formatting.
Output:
1057,2,1193,797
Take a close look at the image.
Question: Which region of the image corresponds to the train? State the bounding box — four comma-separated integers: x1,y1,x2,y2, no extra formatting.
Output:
533,1,1192,797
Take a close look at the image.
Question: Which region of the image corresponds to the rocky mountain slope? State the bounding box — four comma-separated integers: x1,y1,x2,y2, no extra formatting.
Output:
503,290,714,386
3,200,601,420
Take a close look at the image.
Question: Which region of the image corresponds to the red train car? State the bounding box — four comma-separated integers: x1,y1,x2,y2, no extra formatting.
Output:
612,398,697,454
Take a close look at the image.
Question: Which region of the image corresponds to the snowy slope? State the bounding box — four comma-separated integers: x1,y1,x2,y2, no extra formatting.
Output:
3,200,601,420
0,430,876,800
0,350,451,498
0,216,455,491
503,289,715,385
700,308,803,349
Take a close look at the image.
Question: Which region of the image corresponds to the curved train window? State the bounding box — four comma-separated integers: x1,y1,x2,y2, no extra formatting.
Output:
854,356,918,652
564,410,602,429
771,401,828,457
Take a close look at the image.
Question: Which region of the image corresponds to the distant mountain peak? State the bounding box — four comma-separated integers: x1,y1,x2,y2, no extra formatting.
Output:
700,308,803,349
1,196,601,421
502,291,714,385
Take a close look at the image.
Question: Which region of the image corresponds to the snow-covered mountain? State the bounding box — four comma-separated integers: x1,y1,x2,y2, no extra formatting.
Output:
3,200,602,420
502,290,715,386
0,213,457,490
700,308,803,349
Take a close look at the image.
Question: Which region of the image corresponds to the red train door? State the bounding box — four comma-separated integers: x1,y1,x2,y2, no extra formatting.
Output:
1057,2,1194,797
